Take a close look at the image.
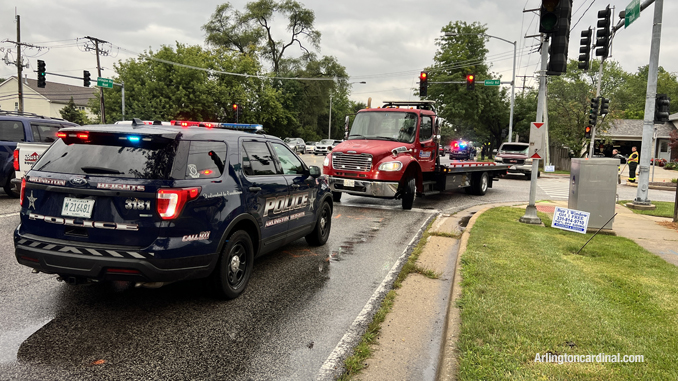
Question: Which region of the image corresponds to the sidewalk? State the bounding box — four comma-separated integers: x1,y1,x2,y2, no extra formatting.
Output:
353,199,678,380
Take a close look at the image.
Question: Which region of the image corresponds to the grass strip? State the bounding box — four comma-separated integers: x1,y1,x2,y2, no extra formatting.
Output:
618,200,675,218
458,207,678,380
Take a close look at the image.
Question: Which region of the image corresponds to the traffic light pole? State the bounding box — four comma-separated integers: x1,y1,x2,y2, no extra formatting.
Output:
520,36,548,225
632,0,663,207
587,59,605,157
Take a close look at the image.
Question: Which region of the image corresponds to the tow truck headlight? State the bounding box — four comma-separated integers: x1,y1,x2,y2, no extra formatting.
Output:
323,155,330,167
378,161,403,171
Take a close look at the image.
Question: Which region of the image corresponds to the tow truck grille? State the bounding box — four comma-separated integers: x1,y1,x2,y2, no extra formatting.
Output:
332,153,373,172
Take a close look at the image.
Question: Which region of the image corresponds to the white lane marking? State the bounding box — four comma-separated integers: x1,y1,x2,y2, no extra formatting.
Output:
0,212,20,218
316,214,435,380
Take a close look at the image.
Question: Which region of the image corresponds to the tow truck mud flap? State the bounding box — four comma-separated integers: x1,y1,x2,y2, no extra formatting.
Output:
445,174,470,189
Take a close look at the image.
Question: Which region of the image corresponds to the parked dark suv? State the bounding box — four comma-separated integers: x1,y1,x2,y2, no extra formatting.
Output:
14,119,333,299
0,111,77,197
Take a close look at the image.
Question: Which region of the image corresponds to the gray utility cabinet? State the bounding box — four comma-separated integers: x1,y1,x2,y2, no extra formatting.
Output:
568,158,620,230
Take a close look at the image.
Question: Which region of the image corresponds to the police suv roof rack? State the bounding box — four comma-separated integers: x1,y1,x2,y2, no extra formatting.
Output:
0,110,68,121
381,100,436,111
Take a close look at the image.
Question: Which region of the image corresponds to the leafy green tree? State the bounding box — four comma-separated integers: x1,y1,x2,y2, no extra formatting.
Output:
59,97,88,125
203,0,321,74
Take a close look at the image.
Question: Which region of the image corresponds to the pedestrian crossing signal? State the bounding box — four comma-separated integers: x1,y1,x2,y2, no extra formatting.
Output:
585,126,592,139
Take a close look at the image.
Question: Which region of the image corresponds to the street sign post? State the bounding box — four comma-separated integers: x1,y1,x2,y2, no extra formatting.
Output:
97,77,113,88
484,79,500,86
528,122,545,159
625,0,640,28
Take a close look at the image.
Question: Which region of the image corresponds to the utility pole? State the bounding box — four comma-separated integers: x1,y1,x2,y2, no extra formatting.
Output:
4,16,45,113
84,36,108,123
632,0,663,207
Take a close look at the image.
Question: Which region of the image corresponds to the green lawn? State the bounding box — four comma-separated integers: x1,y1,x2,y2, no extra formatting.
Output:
458,207,678,380
618,200,676,218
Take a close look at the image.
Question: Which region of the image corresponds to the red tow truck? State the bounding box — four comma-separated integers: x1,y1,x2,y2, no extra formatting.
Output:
324,101,511,209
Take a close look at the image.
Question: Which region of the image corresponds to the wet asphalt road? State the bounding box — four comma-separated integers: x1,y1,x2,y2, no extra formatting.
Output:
1,159,675,380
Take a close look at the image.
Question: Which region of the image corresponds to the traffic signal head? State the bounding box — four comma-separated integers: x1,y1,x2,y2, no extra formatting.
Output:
589,97,599,125
545,0,572,76
232,103,239,112
655,94,670,123
599,97,610,115
585,126,592,139
539,0,560,34
578,28,592,70
37,60,46,88
466,74,475,91
419,71,428,97
83,70,91,87
595,6,611,59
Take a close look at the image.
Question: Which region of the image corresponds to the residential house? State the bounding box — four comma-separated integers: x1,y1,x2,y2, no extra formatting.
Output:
0,76,97,119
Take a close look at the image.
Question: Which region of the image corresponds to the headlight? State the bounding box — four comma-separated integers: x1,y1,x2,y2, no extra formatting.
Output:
378,161,403,171
525,158,533,165
323,155,330,167
494,157,503,163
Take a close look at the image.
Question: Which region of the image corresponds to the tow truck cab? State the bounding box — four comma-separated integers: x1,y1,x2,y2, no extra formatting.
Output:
324,101,441,209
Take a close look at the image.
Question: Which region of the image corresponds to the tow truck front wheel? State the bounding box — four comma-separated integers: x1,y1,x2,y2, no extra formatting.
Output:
401,176,416,210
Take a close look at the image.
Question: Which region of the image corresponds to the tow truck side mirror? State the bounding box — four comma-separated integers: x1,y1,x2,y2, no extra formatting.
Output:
434,134,441,143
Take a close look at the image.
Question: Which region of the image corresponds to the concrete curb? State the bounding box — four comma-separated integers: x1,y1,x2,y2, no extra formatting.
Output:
437,205,494,381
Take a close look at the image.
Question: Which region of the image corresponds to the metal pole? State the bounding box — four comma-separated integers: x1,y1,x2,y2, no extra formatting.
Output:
544,85,550,166
328,93,332,139
651,127,657,182
634,0,663,205
94,40,106,123
121,81,125,121
508,41,517,143
520,36,547,225
588,58,605,157
16,15,23,113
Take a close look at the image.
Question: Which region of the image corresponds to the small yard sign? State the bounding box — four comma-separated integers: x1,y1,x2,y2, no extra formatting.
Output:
552,207,590,234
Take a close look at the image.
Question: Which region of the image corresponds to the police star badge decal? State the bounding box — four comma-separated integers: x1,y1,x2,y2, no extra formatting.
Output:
27,191,37,209
308,191,316,211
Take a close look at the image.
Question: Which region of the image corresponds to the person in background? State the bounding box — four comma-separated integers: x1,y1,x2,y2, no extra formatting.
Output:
627,146,639,183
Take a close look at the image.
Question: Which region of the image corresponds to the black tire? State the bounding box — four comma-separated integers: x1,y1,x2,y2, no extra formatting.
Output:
211,230,254,299
467,172,489,195
401,176,416,210
332,191,342,202
3,171,19,198
306,201,332,246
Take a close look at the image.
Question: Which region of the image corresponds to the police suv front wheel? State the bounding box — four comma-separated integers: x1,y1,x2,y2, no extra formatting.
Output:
212,230,254,299
306,201,332,246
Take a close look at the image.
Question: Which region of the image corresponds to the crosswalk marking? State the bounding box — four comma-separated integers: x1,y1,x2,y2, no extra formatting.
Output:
539,180,570,200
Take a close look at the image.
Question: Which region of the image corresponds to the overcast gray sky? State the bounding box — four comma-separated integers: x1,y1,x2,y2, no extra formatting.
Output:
2,0,676,111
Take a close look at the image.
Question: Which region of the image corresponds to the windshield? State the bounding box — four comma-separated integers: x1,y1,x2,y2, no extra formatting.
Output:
319,139,334,145
348,112,418,143
500,144,529,154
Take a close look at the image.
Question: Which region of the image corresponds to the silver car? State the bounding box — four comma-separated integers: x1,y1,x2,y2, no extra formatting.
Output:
284,137,306,154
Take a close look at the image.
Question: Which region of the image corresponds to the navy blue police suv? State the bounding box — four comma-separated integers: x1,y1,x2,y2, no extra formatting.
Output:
14,119,333,299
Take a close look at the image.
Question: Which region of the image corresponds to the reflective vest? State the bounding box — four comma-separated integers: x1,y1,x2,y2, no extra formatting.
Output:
628,152,639,163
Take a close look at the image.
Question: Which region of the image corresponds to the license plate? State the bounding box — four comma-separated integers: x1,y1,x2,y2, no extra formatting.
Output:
343,179,355,188
510,165,516,170
62,197,95,218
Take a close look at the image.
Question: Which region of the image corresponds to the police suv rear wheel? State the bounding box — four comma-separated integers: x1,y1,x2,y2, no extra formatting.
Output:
306,201,332,246
212,230,254,299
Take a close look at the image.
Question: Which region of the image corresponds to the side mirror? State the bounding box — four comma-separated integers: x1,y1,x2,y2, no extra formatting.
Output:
308,166,321,178
434,134,441,143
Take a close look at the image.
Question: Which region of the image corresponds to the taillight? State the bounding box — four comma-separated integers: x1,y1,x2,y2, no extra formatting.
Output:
57,132,67,138
13,149,19,170
20,177,26,206
157,187,201,219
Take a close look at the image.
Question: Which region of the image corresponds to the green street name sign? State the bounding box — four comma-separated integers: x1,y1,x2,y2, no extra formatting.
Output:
484,79,501,86
625,0,640,28
97,77,113,88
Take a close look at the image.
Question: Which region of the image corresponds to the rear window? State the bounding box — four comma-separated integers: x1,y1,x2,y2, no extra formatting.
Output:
33,137,177,179
499,144,529,154
30,123,63,143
